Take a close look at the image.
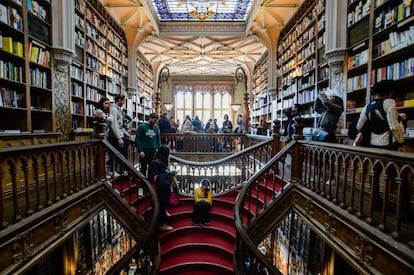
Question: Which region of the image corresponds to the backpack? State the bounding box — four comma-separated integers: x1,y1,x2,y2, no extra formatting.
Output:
360,99,391,146
366,99,390,134
155,172,172,195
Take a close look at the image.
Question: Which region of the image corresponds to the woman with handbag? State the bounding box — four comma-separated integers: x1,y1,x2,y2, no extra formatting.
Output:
313,90,344,143
148,145,178,231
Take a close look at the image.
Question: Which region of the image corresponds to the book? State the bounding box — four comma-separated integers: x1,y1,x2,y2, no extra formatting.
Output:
0,31,2,49
10,8,22,31
2,37,13,53
0,4,8,24
13,41,23,57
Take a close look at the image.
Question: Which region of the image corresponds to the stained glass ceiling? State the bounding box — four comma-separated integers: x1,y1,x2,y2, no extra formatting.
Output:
151,0,254,21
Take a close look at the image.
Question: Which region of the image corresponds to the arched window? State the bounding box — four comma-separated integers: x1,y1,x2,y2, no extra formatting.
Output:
174,83,233,129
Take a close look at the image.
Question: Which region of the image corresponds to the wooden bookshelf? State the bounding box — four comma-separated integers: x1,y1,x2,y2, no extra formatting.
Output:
132,52,154,127
0,0,53,133
276,0,326,130
252,53,269,129
345,0,414,129
70,0,129,134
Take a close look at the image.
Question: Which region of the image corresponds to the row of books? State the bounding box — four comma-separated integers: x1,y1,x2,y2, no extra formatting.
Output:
0,59,23,82
1,34,24,57
71,82,83,98
348,48,369,69
373,57,414,82
71,101,84,115
29,68,49,88
86,86,104,102
347,72,368,91
71,64,83,80
0,86,24,108
298,89,316,105
28,41,50,67
347,0,370,28
27,0,48,22
0,4,23,32
374,4,411,34
85,70,105,89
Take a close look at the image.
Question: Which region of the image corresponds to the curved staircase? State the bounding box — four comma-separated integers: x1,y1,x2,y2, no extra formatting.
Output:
159,191,238,274
112,174,282,274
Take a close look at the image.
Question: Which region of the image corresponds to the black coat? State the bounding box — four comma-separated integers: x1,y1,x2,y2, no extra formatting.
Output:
314,94,344,131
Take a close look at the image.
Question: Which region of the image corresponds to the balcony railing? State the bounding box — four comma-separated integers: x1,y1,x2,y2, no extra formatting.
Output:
169,138,277,196
0,140,160,274
234,139,414,274
159,132,269,154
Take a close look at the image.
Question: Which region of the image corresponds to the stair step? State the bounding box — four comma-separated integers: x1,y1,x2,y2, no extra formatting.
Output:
160,246,234,273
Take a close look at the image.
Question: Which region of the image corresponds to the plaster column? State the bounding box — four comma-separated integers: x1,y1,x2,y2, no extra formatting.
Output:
53,0,75,141
324,0,348,98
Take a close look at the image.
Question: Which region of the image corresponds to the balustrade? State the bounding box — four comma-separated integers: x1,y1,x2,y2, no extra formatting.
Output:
235,140,414,274
0,140,160,274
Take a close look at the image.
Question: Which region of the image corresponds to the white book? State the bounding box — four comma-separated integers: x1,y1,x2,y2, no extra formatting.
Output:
0,4,8,24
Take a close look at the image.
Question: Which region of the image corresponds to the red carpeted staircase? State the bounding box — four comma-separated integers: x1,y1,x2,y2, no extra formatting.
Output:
158,191,238,274
112,175,282,274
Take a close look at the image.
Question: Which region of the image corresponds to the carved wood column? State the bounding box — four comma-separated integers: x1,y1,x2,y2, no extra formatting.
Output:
53,0,75,141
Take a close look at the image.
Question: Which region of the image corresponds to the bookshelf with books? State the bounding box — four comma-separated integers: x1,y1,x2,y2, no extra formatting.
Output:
73,209,137,274
71,0,129,134
252,54,269,130
345,0,414,130
0,0,52,133
276,0,326,131
134,53,154,125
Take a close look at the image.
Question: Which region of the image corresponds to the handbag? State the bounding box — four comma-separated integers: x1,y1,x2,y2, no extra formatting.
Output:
312,128,329,141
169,191,179,206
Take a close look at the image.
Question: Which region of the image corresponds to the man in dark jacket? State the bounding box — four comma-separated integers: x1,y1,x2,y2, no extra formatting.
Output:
314,91,344,143
158,113,172,133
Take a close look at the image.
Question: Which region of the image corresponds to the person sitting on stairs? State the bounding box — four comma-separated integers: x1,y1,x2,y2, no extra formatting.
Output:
192,178,213,226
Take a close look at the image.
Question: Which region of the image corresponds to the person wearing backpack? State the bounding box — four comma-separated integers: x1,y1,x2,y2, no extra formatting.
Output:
356,80,406,152
148,145,177,231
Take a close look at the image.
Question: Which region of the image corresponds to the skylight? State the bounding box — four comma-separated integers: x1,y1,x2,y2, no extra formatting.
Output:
151,0,254,21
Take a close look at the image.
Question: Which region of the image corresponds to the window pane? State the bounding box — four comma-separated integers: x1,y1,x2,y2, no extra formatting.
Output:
214,93,221,108
195,93,203,108
176,93,184,108
222,93,230,108
203,111,211,123
177,110,184,126
204,93,211,107
184,93,193,109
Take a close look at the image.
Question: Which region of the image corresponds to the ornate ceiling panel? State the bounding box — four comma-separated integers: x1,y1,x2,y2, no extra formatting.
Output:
151,0,254,21
101,0,302,76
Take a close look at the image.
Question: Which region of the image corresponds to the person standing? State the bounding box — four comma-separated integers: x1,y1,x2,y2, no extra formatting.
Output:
108,94,130,159
356,80,408,214
235,114,244,133
158,113,172,145
314,90,344,143
135,113,161,177
192,115,202,132
356,80,406,151
148,145,177,231
222,114,233,151
93,97,112,138
192,179,212,226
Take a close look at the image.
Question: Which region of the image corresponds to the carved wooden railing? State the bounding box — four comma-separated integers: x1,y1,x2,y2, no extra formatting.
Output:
298,141,414,245
168,138,277,196
159,132,268,153
234,141,295,275
0,140,160,274
234,140,414,274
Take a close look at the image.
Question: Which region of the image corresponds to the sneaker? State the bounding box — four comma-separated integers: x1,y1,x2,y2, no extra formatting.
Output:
325,179,335,186
160,224,173,231
166,210,172,217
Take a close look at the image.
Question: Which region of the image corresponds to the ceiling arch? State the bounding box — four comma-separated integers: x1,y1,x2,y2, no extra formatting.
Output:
101,0,301,76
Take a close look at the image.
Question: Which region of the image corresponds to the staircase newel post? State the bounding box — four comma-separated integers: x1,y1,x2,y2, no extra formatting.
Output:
272,119,281,157
290,117,305,185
